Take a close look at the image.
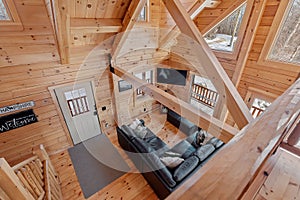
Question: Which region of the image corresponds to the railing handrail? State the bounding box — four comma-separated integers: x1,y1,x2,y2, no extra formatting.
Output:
191,83,219,107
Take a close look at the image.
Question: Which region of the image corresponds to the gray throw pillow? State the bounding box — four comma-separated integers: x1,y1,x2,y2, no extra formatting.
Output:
160,156,184,168
192,129,207,148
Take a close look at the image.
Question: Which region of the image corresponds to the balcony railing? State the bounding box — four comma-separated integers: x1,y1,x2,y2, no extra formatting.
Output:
191,83,218,108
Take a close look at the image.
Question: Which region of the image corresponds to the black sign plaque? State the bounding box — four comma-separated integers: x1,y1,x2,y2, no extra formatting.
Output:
0,109,38,133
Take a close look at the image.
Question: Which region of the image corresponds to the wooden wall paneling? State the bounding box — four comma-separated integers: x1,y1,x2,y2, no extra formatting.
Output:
111,0,147,60
85,0,98,18
104,0,118,18
167,78,300,200
75,0,87,18
70,18,122,34
162,0,253,129
231,0,268,87
95,0,108,18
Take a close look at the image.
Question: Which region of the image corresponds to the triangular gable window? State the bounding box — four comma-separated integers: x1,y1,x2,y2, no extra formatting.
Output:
268,0,300,65
0,0,10,20
204,3,247,52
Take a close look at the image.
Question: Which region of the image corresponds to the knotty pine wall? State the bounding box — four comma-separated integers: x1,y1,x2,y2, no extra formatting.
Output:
237,0,299,99
0,0,115,165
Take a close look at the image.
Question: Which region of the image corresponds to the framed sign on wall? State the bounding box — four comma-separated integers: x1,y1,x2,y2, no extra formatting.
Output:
0,109,38,133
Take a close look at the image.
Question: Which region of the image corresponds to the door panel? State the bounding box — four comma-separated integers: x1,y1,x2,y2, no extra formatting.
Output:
55,82,101,145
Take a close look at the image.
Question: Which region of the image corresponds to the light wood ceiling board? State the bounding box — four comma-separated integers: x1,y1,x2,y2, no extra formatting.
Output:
111,0,147,60
75,0,87,18
70,18,122,34
103,0,117,18
114,0,131,19
95,0,109,18
68,0,76,17
111,66,238,142
85,0,98,18
167,78,300,200
162,0,253,129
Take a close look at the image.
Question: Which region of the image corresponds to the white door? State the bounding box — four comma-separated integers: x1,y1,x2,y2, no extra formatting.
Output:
54,81,101,145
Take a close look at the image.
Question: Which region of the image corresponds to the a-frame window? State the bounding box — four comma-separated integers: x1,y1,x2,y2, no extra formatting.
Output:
0,0,22,31
137,0,149,22
204,3,247,53
0,0,10,20
267,0,300,65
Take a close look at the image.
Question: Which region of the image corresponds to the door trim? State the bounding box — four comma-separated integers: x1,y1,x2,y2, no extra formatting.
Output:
48,79,101,146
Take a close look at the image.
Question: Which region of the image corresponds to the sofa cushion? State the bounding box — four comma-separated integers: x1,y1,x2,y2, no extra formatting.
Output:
194,144,215,161
160,156,184,168
148,137,169,156
173,156,199,182
145,152,177,188
179,118,198,136
132,137,154,153
171,140,196,159
207,137,224,149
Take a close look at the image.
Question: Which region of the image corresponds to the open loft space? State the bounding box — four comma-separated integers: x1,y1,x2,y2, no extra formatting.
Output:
0,0,300,199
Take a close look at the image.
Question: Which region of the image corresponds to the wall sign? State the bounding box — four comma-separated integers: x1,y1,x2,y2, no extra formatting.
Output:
0,109,38,133
0,101,35,115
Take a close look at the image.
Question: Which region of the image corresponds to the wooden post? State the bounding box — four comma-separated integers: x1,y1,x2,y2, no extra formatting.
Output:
0,158,35,200
287,122,300,146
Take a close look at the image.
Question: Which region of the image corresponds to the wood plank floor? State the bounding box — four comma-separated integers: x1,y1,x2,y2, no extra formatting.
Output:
254,148,300,200
50,110,187,200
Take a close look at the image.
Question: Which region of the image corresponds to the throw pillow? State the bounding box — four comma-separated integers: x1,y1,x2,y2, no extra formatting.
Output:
134,124,147,139
160,156,184,168
163,151,182,158
192,129,207,148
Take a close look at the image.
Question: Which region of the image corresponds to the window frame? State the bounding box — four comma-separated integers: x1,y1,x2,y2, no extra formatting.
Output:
137,0,149,23
134,70,153,98
258,0,300,69
203,1,252,60
0,0,22,31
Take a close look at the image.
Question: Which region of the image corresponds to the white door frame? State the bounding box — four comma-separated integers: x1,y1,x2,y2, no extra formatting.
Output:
49,79,102,146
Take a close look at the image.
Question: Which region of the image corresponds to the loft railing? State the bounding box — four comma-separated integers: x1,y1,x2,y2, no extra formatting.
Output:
0,144,63,200
191,83,218,108
250,105,264,118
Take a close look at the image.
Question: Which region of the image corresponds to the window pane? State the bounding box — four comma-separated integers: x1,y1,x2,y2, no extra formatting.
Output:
204,3,247,52
0,0,9,20
268,0,300,65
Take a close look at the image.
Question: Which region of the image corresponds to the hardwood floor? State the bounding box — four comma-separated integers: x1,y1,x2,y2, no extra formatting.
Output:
254,148,300,200
50,110,187,200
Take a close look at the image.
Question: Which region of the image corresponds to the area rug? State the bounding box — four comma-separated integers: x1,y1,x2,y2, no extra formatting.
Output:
68,134,130,198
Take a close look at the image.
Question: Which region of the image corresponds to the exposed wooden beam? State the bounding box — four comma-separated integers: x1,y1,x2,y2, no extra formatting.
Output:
46,0,70,64
111,0,147,60
167,78,300,200
159,0,221,49
161,0,253,129
111,65,238,143
232,0,267,86
70,18,122,34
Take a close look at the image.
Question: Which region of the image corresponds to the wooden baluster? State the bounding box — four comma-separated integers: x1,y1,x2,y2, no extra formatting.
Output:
16,170,38,199
0,158,34,200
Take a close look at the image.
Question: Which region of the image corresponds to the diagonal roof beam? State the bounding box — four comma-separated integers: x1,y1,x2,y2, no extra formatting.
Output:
110,65,238,143
160,0,221,49
111,0,147,61
161,0,253,129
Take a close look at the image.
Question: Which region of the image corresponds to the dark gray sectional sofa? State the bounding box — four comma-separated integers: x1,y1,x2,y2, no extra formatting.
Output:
116,109,224,199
